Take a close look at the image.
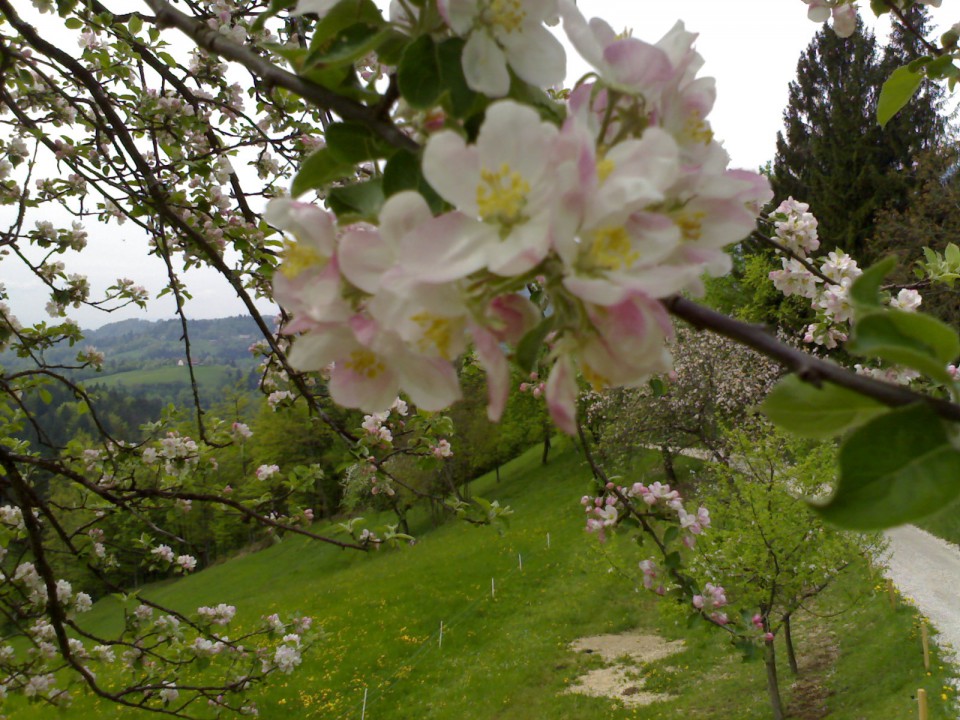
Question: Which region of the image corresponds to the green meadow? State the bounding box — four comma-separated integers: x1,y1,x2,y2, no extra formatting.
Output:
7,441,957,719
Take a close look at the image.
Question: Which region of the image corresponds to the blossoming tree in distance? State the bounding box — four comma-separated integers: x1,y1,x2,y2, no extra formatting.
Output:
2,0,960,714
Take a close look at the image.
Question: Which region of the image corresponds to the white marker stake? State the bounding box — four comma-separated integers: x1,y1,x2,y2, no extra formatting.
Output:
518,553,523,571
439,621,443,648
361,688,368,720
547,533,551,549
491,577,496,598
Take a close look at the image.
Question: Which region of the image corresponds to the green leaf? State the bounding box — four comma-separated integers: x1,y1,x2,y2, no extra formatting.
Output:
877,65,924,128
869,0,891,15
849,256,896,310
382,149,444,212
760,375,888,439
264,43,309,71
128,14,142,34
924,55,958,80
515,316,554,373
847,309,960,385
327,178,384,221
64,17,83,29
290,148,354,197
39,389,52,405
946,243,960,267
251,0,297,33
325,122,397,163
811,404,960,529
304,23,390,70
436,38,483,118
398,35,442,109
308,0,384,52
507,76,565,125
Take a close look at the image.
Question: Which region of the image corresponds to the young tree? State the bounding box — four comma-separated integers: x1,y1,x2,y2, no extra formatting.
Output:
689,424,884,720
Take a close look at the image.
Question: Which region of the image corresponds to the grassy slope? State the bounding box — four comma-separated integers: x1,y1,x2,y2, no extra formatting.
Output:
6,440,958,719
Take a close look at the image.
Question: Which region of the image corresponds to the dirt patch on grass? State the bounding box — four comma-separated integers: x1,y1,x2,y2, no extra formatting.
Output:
787,621,840,720
563,631,685,707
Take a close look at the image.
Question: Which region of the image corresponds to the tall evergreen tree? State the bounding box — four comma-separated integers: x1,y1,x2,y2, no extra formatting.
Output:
771,9,946,264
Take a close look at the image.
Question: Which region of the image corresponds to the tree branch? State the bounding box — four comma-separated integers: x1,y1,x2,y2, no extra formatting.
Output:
664,295,960,422
141,0,419,152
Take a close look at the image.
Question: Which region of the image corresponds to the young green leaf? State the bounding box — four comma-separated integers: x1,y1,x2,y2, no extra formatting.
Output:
877,64,924,128
327,178,384,221
515,316,555,374
760,375,888,439
304,23,391,70
308,0,384,52
290,148,354,197
847,309,960,385
398,35,442,109
437,38,483,119
849,255,896,310
382,149,445,212
811,404,960,529
325,121,397,163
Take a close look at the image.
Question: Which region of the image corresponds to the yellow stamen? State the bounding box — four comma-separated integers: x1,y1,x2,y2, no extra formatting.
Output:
279,240,325,278
581,363,609,391
677,211,705,241
596,157,615,183
411,312,455,359
344,349,385,379
476,163,530,226
588,225,639,271
486,0,525,32
684,113,714,145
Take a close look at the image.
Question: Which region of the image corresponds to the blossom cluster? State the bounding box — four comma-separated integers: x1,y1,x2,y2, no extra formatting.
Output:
580,480,710,547
768,198,923,349
800,0,943,38
767,198,925,382
270,5,770,434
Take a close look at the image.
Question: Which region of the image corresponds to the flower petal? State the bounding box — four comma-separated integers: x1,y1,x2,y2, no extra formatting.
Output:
499,24,566,89
422,131,480,213
545,355,578,435
471,324,510,421
462,30,510,97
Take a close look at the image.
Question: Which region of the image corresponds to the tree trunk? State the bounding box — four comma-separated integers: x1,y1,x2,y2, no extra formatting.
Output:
660,445,678,484
541,433,551,465
764,640,785,720
784,613,799,675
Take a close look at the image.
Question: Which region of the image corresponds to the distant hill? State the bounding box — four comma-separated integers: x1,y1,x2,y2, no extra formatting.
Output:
1,315,274,398
3,315,271,367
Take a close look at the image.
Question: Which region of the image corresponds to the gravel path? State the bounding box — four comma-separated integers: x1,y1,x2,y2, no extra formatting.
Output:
884,525,960,664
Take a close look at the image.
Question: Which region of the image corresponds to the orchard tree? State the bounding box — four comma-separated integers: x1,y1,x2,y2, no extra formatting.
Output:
689,423,885,720
2,0,960,715
587,324,782,473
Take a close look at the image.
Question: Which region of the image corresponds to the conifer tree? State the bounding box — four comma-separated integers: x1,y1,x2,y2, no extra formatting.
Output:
771,9,946,264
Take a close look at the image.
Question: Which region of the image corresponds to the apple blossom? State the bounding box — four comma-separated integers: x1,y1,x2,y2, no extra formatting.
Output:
437,0,566,97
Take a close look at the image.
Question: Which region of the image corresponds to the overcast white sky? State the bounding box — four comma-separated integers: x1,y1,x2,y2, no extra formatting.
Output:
2,1,948,329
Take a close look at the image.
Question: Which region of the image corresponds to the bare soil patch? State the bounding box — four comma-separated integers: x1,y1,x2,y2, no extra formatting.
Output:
786,618,840,720
563,631,685,707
